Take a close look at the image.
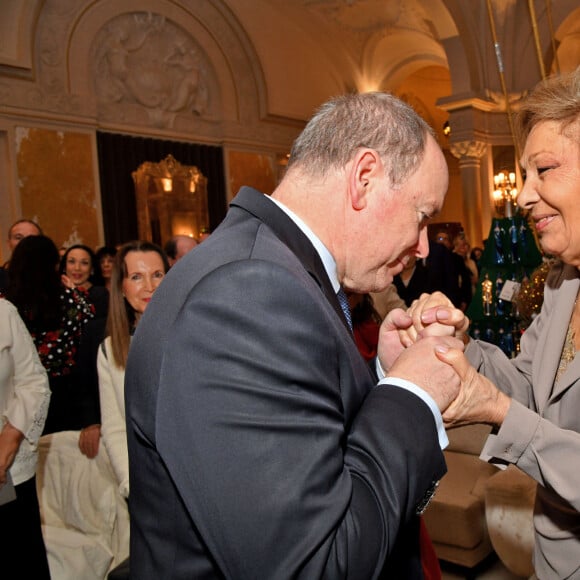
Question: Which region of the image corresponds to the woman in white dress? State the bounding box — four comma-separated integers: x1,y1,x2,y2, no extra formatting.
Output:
98,241,169,499
0,298,51,578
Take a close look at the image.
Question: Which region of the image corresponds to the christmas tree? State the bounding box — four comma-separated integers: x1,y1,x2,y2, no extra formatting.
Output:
466,214,542,357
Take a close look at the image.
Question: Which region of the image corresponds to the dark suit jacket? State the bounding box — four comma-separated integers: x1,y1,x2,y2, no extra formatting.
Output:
74,317,107,427
125,187,446,579
0,266,8,296
425,241,462,308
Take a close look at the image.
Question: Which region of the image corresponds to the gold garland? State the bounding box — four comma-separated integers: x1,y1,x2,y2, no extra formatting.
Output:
514,260,553,327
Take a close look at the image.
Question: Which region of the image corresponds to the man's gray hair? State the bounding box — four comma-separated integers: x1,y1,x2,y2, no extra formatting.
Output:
287,92,434,187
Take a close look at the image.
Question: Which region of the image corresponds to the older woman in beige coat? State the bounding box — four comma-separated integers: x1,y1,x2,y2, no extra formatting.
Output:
403,69,580,578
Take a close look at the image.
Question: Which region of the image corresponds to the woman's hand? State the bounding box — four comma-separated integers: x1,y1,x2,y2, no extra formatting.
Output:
434,345,511,428
79,424,101,458
0,422,24,485
387,335,466,412
405,292,470,343
61,273,75,289
377,293,470,372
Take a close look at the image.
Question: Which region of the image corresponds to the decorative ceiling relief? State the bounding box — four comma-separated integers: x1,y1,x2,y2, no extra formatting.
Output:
92,12,210,127
303,0,402,32
300,0,440,73
303,0,433,36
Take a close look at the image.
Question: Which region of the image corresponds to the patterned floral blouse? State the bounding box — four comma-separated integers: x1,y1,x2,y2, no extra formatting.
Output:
25,287,94,378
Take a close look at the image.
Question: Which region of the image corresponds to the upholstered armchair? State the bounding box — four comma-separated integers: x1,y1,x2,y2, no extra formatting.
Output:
423,424,498,568
485,465,536,577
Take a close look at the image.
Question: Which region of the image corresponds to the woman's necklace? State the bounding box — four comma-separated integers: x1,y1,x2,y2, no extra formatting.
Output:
556,294,580,382
571,295,580,351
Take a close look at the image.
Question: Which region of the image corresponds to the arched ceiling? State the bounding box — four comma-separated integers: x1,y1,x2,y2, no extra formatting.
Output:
0,0,578,130
224,0,456,118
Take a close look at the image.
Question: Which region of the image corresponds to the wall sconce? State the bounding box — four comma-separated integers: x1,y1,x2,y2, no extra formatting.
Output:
161,177,172,192
493,170,518,218
443,121,451,137
188,167,201,194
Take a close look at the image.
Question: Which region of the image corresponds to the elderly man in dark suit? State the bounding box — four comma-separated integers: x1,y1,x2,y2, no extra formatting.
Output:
125,92,464,579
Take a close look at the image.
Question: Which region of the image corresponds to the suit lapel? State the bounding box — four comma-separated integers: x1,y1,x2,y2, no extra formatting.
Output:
230,187,350,332
534,271,580,408
547,275,580,401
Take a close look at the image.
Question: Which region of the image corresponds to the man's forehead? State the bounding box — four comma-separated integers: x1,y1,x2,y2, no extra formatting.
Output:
10,222,39,236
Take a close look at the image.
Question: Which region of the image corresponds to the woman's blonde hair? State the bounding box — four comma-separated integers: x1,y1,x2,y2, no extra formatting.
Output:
106,240,169,368
516,67,580,146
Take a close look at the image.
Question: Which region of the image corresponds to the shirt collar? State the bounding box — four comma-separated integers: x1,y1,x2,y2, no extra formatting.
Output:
268,196,340,293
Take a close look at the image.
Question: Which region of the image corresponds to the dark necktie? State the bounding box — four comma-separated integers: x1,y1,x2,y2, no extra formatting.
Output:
336,287,353,331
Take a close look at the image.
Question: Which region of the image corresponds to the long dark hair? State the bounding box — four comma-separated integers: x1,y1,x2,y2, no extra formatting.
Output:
60,244,105,286
6,235,62,332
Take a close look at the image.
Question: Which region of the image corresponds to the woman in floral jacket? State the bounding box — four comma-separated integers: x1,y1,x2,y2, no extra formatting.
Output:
5,235,94,436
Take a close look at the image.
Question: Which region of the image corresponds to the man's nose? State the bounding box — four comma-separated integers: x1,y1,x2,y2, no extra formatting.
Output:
416,228,429,259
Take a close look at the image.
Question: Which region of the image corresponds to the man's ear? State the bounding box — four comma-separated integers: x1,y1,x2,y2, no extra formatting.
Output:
349,149,381,210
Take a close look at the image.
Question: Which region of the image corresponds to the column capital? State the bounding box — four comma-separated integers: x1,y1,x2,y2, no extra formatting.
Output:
449,140,487,160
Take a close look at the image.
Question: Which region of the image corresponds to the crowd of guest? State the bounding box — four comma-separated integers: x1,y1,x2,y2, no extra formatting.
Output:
0,222,200,577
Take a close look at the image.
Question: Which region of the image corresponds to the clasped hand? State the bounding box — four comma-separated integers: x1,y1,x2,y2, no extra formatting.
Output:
377,292,509,427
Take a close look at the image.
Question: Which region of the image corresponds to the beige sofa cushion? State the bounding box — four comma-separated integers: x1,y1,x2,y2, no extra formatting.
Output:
446,424,492,455
425,450,498,549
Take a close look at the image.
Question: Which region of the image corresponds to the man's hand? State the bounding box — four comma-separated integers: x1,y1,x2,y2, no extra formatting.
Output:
0,422,24,485
434,346,511,427
387,335,465,412
79,424,101,458
377,307,414,372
